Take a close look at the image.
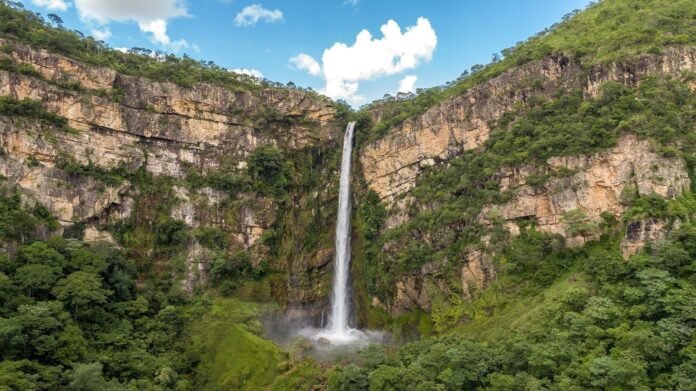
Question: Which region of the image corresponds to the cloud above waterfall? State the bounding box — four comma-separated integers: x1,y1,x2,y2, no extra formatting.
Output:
290,54,322,76
73,0,195,50
289,17,437,102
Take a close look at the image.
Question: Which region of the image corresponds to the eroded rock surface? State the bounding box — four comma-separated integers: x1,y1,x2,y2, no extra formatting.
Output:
479,136,690,244
361,48,696,204
0,40,340,299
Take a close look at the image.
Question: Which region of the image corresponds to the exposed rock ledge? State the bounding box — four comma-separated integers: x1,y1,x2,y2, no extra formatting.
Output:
478,135,690,247
361,47,696,204
387,135,690,315
0,39,341,298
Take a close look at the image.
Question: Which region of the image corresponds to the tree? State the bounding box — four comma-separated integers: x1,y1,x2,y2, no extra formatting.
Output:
19,242,65,267
68,248,107,274
13,264,62,298
47,13,63,28
153,217,190,248
54,323,89,364
247,145,293,199
1,301,68,360
52,271,111,319
68,362,110,391
562,209,598,238
470,64,485,73
0,360,36,390
327,364,369,391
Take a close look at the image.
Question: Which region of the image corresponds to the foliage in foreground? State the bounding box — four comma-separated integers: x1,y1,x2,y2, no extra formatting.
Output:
0,189,205,390
329,224,696,390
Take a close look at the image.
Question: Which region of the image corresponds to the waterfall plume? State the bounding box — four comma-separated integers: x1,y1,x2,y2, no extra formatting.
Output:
328,121,355,333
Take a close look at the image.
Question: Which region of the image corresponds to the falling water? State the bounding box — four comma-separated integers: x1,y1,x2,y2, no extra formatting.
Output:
328,121,355,334
292,121,383,347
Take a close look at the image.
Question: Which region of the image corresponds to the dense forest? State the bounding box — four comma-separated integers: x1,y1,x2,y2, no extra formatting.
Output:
0,0,695,389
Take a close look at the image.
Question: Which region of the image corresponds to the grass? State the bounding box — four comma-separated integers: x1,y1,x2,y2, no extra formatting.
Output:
452,271,588,341
190,298,288,391
269,359,324,391
189,297,325,390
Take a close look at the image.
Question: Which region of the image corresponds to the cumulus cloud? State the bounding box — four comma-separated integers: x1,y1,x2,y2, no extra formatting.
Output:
234,4,283,27
74,0,192,50
231,68,264,79
31,0,69,11
291,17,436,101
138,19,171,45
290,54,321,76
74,0,188,24
397,75,417,94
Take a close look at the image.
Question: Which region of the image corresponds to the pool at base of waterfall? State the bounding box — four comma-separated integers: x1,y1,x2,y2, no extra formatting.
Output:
298,327,385,347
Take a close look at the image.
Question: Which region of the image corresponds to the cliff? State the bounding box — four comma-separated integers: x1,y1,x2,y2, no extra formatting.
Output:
1,22,694,323
361,48,696,203
0,38,343,307
357,47,696,316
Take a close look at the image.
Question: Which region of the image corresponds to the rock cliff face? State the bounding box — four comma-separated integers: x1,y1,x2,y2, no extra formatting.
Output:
2,36,694,319
381,136,692,315
479,135,690,246
360,48,696,315
0,39,342,304
360,48,696,204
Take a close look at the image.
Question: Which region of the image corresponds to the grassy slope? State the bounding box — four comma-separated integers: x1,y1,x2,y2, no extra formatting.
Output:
189,298,324,390
190,298,286,390
453,272,588,341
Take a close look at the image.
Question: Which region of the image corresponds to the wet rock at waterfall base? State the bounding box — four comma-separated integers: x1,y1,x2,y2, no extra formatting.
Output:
317,337,331,345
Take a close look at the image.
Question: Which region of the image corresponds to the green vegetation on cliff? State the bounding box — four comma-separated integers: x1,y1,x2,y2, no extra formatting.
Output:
0,187,205,389
0,1,290,94
361,0,696,144
0,96,71,131
331,225,696,390
357,76,696,305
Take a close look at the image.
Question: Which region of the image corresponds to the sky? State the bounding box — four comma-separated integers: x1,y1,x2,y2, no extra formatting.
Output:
22,0,590,106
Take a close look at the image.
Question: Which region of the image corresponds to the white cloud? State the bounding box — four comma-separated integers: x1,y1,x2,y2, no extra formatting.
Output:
90,27,111,41
290,54,321,76
231,68,264,79
74,0,188,24
397,75,417,94
290,17,436,102
31,0,69,11
138,19,170,45
344,0,359,6
169,39,199,53
74,0,190,49
114,47,129,53
234,4,283,27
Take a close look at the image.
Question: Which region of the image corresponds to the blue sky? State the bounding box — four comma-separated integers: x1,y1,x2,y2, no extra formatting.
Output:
24,0,589,105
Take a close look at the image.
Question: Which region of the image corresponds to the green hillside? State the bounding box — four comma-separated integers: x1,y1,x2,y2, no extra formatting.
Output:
0,0,695,389
359,0,696,145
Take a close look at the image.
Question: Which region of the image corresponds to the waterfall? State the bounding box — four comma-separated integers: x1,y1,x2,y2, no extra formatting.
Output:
294,121,382,346
328,121,355,334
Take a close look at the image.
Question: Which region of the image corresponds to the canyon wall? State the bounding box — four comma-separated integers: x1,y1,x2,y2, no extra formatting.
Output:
360,47,696,315
0,39,342,307
361,48,696,203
